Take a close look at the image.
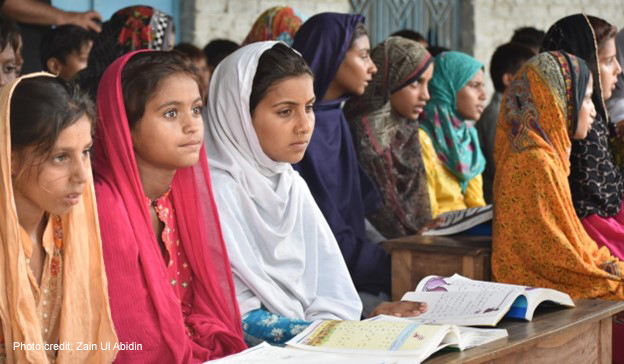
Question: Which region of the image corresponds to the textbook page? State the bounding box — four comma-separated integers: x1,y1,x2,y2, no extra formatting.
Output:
286,320,457,360
206,342,416,364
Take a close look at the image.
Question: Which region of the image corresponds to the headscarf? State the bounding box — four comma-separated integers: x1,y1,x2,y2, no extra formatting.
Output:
344,36,433,238
493,51,624,299
419,51,486,193
607,29,624,123
541,13,624,218
243,6,305,46
93,51,246,363
0,74,117,363
77,5,175,100
205,41,362,321
291,13,389,296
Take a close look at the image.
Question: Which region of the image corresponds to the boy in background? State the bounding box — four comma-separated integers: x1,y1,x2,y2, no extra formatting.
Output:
40,24,93,81
476,42,535,203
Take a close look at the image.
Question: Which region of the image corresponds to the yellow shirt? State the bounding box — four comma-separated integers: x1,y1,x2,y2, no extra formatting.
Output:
419,129,486,217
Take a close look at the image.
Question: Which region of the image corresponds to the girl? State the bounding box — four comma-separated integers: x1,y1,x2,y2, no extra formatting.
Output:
0,74,117,362
243,6,305,46
94,51,246,363
77,5,175,100
206,41,427,346
493,50,624,298
542,14,624,260
418,51,487,217
344,36,434,239
291,12,390,313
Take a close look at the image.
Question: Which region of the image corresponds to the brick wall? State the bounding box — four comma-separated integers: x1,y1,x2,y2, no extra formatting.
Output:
470,0,624,97
186,0,351,47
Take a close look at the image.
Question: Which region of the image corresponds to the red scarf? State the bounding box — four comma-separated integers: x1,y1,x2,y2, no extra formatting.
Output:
93,50,246,363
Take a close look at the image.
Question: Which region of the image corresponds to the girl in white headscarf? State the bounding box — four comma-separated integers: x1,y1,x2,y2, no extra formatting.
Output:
205,41,427,346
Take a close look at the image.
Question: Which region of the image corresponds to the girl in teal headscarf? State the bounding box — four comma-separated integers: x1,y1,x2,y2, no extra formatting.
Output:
419,51,487,216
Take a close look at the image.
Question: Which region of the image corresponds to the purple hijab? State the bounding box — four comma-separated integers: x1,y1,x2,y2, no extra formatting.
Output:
292,13,389,295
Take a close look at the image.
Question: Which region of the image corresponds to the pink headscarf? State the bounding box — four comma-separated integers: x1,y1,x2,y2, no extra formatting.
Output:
92,50,246,363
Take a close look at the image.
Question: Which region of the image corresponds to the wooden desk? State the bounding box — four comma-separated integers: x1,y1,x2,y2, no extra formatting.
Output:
426,299,624,363
383,234,491,301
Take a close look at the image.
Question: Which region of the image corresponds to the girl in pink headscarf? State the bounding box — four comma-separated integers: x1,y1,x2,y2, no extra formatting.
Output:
93,50,246,363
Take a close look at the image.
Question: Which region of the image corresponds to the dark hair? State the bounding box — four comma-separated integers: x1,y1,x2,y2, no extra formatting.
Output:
0,14,20,53
40,25,95,71
121,51,201,129
10,76,95,158
490,42,535,92
203,39,239,70
586,15,617,50
174,42,205,61
391,29,426,44
511,27,545,50
249,43,312,115
349,23,368,48
427,45,450,57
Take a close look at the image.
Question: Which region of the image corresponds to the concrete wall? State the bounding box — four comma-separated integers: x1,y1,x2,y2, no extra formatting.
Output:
186,0,351,47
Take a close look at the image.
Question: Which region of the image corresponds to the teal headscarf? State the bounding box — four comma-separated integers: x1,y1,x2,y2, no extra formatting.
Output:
420,51,486,192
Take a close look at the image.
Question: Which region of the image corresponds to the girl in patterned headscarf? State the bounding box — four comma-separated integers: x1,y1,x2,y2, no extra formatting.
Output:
77,5,175,100
344,36,434,238
493,50,624,299
243,6,305,46
418,51,487,217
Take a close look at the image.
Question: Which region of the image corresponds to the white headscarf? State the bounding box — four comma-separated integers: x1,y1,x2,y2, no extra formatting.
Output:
607,29,624,123
205,41,362,321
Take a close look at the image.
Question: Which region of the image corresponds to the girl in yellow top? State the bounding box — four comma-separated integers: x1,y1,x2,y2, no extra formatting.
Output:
419,51,488,217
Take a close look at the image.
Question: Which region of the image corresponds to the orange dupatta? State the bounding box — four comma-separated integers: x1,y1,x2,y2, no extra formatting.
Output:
0,74,118,363
493,52,624,299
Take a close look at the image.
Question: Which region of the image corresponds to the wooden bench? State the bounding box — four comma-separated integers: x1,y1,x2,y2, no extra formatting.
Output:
382,234,492,301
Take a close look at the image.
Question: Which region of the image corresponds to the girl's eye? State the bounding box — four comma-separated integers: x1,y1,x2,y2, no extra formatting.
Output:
305,105,314,113
278,109,292,117
82,149,91,158
164,110,177,118
53,154,68,163
192,106,202,114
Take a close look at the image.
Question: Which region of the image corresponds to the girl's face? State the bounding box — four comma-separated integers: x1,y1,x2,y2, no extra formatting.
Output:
574,75,596,140
598,37,621,100
331,35,377,98
12,115,92,217
390,63,434,120
0,44,16,88
131,72,204,171
456,69,487,121
252,74,316,164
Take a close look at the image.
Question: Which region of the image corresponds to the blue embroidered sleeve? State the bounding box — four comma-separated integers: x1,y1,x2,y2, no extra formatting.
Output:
241,309,311,346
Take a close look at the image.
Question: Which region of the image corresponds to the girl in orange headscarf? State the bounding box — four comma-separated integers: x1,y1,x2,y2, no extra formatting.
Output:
493,51,624,299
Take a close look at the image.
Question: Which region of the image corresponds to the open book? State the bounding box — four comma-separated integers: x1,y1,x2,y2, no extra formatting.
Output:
423,205,492,236
285,319,506,362
401,274,575,326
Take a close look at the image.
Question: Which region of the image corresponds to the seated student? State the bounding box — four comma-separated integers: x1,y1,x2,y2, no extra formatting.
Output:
542,15,624,260
608,29,624,128
40,25,94,81
493,49,624,296
206,41,428,347
476,42,535,203
174,43,210,104
243,6,304,46
391,29,428,47
0,15,19,87
93,51,246,362
291,13,391,313
77,5,175,100
419,51,487,217
510,26,545,54
344,36,434,239
203,39,238,89
0,75,117,362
